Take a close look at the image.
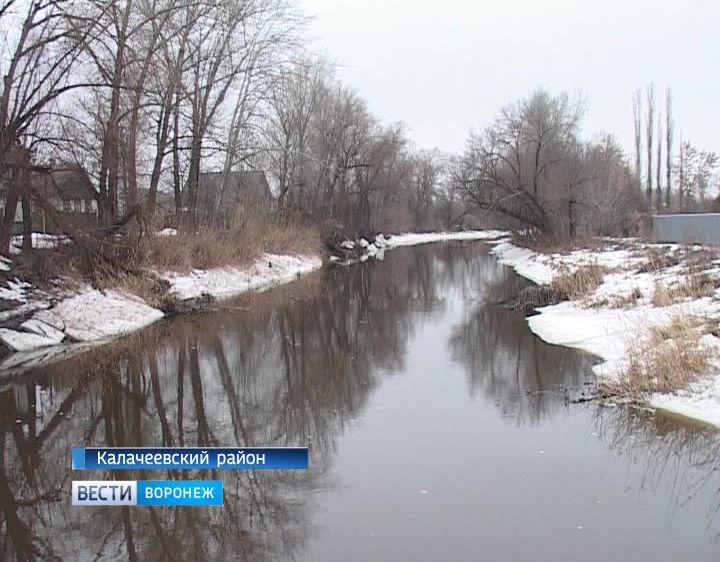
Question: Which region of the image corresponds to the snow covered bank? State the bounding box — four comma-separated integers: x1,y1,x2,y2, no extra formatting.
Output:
334,230,509,263
0,253,322,363
488,237,720,429
383,230,509,248
161,253,322,301
0,287,163,352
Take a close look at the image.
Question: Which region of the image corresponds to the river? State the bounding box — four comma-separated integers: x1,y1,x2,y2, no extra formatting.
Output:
1,241,719,561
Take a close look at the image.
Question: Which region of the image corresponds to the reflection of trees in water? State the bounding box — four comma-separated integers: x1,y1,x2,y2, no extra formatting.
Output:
0,244,460,561
448,254,594,425
595,405,720,537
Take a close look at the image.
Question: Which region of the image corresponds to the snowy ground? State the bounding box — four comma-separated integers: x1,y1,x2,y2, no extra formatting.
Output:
487,237,720,429
161,254,322,301
9,233,67,254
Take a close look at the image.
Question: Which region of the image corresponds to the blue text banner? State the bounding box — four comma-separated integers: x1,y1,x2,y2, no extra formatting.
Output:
72,447,309,470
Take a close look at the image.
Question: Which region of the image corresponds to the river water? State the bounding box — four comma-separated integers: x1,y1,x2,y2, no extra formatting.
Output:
1,242,719,561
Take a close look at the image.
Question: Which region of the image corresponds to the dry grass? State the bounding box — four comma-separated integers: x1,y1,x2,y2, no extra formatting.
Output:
652,272,719,306
550,263,605,298
100,271,172,308
636,247,682,273
144,211,322,272
13,247,88,288
8,209,323,310
601,315,715,398
514,263,605,313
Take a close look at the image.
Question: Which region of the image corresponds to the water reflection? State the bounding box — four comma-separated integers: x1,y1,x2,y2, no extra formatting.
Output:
0,243,717,561
449,299,595,425
595,405,720,538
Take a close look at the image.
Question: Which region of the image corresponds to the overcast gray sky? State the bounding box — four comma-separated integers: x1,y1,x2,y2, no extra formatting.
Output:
301,0,719,157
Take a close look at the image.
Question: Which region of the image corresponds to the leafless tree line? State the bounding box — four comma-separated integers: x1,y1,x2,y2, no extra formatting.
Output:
632,84,717,212
3,1,719,263
0,0,453,267
260,59,449,236
451,89,643,241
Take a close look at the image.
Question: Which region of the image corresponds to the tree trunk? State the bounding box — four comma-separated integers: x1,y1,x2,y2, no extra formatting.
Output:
21,195,31,251
172,95,182,222
185,134,202,231
0,166,21,254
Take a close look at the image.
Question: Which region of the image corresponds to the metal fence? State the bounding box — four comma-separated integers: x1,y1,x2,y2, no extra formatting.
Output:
652,213,720,245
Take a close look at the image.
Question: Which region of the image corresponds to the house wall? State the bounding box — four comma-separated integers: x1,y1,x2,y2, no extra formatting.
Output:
653,213,720,245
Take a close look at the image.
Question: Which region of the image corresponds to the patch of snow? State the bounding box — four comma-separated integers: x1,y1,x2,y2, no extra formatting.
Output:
31,309,65,331
364,243,382,258
0,278,32,302
157,228,177,237
163,254,322,301
525,300,716,379
9,233,66,254
51,288,164,342
0,328,61,351
489,242,554,285
383,230,508,248
0,301,50,322
20,319,65,344
0,251,324,362
649,376,720,428
335,230,506,263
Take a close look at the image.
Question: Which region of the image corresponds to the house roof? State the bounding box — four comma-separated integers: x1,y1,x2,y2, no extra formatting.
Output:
15,165,97,200
48,165,96,200
2,164,97,202
197,170,273,213
200,170,272,198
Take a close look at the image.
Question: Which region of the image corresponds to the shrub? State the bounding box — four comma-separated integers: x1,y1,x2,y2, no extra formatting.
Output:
143,209,322,272
513,264,605,313
652,273,719,306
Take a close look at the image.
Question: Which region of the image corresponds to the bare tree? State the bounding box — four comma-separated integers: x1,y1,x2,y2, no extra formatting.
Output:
81,0,137,225
0,0,96,252
645,84,655,208
409,149,443,229
144,1,197,221
665,87,673,208
182,1,254,229
265,58,328,209
455,89,583,235
632,89,642,192
675,141,718,205
353,122,408,234
215,0,303,217
677,132,685,206
656,110,662,210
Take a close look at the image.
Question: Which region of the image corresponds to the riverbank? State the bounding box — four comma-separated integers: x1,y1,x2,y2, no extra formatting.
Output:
4,228,720,429
486,237,720,429
0,230,506,372
0,252,323,370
